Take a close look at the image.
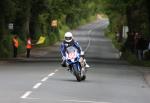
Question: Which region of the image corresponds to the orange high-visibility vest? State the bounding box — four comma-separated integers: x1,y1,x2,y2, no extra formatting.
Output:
26,39,32,49
13,38,19,48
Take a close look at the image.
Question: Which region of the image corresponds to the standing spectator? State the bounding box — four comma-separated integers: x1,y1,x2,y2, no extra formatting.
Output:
134,32,139,56
143,39,150,60
115,31,120,42
130,32,135,53
118,31,123,42
136,34,145,60
12,35,19,58
148,40,150,51
26,37,32,58
124,32,135,53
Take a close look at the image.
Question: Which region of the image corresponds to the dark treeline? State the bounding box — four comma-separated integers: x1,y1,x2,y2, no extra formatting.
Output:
0,0,99,41
100,0,150,61
100,0,150,38
0,0,150,58
0,0,101,57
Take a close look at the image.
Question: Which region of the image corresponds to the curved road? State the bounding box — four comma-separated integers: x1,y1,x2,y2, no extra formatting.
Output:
0,19,150,103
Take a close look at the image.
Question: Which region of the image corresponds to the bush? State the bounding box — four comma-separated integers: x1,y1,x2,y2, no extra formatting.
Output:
0,35,25,58
59,25,69,40
144,50,150,60
122,51,139,64
47,33,57,45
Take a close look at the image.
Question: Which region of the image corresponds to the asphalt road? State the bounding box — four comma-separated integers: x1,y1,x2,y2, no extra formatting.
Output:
0,19,150,103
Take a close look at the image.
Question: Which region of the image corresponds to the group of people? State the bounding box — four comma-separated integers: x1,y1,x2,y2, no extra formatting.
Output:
12,35,32,58
124,32,150,60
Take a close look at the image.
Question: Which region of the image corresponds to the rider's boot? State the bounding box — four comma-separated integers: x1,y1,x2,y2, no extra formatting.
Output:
84,59,90,68
61,60,67,67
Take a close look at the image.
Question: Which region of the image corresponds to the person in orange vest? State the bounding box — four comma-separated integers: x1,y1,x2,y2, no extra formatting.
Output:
26,37,32,58
12,35,19,58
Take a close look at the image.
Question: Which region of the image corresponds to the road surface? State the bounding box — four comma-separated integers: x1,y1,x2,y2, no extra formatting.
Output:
0,19,150,103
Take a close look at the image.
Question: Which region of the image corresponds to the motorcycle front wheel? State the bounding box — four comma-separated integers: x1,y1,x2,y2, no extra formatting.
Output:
72,64,81,82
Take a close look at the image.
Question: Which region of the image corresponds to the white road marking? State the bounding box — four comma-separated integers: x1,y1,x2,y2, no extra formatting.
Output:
55,69,58,72
24,97,40,100
48,73,55,77
41,77,49,82
64,100,111,103
20,70,58,99
84,30,92,52
21,91,32,99
88,30,92,34
33,83,42,89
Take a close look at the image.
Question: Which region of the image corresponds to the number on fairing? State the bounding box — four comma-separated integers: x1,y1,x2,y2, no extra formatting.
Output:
68,52,75,59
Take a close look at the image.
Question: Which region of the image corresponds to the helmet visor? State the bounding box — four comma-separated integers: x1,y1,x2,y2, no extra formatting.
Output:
65,37,72,41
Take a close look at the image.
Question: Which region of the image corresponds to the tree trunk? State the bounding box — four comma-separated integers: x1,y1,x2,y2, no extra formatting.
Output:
24,16,30,37
0,15,6,42
146,0,150,38
126,5,136,32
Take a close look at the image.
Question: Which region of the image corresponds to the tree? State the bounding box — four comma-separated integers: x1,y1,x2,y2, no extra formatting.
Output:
0,0,16,41
13,0,32,40
100,0,150,38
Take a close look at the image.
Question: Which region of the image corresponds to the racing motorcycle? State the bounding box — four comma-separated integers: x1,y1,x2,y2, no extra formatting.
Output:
65,46,86,82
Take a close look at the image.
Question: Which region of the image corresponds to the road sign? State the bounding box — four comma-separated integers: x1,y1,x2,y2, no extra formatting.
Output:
123,26,129,39
8,23,13,30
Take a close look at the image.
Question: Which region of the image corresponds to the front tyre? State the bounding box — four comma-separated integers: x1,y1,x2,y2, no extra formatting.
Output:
75,73,81,82
72,64,81,82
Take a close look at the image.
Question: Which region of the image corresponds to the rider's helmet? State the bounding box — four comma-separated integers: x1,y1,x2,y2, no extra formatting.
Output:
64,32,73,42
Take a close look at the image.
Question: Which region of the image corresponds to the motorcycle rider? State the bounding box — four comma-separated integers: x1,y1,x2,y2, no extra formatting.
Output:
60,32,90,70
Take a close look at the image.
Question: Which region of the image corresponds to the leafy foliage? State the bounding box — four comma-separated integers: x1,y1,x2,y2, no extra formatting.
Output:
101,0,150,38
0,0,101,57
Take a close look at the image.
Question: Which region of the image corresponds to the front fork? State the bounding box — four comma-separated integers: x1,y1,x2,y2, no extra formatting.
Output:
79,57,86,69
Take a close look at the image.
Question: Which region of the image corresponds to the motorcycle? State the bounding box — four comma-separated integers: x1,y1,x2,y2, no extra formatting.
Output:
65,46,86,82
